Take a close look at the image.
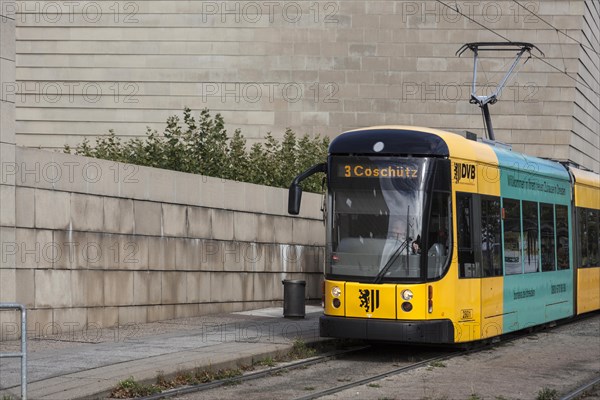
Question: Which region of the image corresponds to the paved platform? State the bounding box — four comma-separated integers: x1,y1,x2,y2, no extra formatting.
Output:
1,309,598,400
0,306,324,399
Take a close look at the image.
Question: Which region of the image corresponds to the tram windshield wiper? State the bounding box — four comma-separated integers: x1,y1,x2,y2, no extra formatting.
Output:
374,204,411,284
373,239,408,284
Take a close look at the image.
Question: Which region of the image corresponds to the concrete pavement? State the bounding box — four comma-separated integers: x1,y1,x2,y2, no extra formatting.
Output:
2,308,598,400
0,306,325,399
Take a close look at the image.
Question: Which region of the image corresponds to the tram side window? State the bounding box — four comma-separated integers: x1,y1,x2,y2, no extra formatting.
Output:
481,197,502,277
578,208,588,267
522,201,540,273
427,192,451,279
581,208,599,268
589,209,599,267
503,198,522,275
457,193,477,278
555,205,570,270
540,203,556,272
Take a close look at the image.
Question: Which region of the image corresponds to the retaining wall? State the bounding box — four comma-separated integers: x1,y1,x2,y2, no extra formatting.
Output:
1,147,325,338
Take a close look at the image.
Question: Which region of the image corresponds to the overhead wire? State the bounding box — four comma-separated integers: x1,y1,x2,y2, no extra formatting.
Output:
510,0,600,56
434,0,600,96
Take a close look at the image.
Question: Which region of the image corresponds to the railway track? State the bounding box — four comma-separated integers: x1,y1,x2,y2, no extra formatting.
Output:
138,314,598,400
138,345,371,400
290,352,454,400
139,344,455,400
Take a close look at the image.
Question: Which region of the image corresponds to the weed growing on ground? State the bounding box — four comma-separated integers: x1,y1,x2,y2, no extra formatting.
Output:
110,377,161,398
429,361,447,368
368,383,382,388
255,356,276,367
288,339,317,359
110,367,244,398
537,388,558,400
269,370,287,377
195,367,242,383
108,339,348,397
467,394,483,400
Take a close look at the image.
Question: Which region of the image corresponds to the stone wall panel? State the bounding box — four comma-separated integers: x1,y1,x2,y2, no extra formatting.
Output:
11,0,598,173
4,148,323,335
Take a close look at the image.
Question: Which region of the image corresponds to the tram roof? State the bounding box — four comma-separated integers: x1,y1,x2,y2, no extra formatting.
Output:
330,125,571,181
569,166,600,188
492,146,570,181
330,125,495,165
329,126,451,156
570,166,600,210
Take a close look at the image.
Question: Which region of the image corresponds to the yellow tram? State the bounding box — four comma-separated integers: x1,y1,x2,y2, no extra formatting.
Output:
289,126,600,343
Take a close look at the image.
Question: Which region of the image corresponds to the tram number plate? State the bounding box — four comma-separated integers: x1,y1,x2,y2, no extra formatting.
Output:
461,309,473,320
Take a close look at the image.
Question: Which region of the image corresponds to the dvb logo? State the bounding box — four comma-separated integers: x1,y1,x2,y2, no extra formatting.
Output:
454,162,476,183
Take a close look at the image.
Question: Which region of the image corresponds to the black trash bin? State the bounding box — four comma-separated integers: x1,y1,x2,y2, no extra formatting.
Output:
282,280,306,318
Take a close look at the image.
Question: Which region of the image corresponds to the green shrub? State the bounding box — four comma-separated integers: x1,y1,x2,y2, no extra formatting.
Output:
65,107,329,193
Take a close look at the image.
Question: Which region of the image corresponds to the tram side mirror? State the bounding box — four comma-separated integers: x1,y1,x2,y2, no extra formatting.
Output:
288,184,302,215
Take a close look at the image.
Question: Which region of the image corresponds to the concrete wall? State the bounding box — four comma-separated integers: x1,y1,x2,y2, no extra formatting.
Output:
10,0,600,172
571,0,599,170
1,0,17,314
0,147,325,336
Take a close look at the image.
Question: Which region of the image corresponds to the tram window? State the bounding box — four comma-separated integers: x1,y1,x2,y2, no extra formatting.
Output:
540,203,556,272
457,193,477,278
503,198,522,275
427,192,451,279
578,208,588,267
457,194,472,249
586,209,599,268
481,197,502,277
578,207,600,268
555,205,569,270
522,201,540,273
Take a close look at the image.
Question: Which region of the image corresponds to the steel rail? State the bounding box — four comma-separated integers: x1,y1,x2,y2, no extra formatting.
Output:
291,353,454,400
138,345,370,400
560,375,600,400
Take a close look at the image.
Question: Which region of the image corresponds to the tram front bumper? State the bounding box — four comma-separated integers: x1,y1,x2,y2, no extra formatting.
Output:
320,315,455,343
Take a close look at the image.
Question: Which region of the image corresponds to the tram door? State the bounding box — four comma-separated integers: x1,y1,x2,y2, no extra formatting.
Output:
480,196,504,338
460,193,504,338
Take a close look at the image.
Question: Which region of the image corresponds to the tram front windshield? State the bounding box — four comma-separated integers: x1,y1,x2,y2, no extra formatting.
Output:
328,156,451,282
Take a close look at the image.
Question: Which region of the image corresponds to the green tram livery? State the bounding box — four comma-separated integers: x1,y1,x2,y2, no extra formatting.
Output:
289,126,600,344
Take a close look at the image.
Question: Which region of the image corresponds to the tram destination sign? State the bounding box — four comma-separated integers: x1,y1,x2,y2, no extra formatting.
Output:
330,157,429,190
338,162,419,179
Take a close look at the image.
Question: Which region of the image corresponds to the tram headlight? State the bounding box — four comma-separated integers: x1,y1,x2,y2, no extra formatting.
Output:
331,286,342,298
401,289,414,301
